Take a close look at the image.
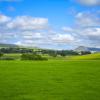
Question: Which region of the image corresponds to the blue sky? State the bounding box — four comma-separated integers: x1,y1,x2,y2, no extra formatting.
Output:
0,0,75,27
0,0,100,49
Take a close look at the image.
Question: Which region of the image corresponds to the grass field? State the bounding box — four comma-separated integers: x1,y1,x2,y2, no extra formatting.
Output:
0,60,100,100
69,53,100,60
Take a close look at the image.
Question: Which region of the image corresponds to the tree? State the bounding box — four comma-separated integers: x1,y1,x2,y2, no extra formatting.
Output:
21,53,48,61
81,51,91,55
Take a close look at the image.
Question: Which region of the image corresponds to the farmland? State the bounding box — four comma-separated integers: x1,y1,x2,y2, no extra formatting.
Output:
0,60,100,100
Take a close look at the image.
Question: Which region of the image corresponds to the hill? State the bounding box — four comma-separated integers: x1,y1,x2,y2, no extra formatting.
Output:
75,46,100,52
0,43,18,48
0,43,41,50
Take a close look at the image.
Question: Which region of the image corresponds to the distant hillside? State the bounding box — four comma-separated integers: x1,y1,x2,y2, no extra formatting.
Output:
0,43,18,48
0,43,41,52
69,53,100,60
75,46,89,52
75,46,100,52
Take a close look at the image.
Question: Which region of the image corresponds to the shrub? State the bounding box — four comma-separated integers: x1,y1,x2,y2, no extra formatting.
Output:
21,53,48,61
0,53,3,57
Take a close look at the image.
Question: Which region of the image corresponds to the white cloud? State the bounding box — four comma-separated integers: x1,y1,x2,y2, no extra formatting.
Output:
83,27,100,36
0,14,49,46
0,14,11,24
70,27,100,47
62,27,73,32
7,16,48,30
52,34,75,43
0,14,100,49
22,32,43,39
76,0,100,6
75,12,100,27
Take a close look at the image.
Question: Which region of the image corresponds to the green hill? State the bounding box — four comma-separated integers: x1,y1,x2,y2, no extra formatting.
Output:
69,53,100,60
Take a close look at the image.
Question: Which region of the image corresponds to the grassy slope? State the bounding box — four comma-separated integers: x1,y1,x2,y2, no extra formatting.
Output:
69,53,100,60
0,61,100,100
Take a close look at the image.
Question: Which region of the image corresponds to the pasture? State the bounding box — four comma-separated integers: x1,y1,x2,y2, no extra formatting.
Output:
69,53,100,60
0,60,100,100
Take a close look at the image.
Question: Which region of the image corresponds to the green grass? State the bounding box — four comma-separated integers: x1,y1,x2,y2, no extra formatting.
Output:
0,60,100,100
69,53,100,60
4,54,21,60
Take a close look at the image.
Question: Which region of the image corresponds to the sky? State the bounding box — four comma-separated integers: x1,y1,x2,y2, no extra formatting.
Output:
0,0,100,50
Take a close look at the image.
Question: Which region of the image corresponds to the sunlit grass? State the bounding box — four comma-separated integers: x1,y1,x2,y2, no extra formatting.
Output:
69,53,100,60
0,60,100,100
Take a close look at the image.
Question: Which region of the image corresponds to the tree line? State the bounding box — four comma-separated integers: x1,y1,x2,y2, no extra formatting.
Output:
0,47,80,56
0,47,91,60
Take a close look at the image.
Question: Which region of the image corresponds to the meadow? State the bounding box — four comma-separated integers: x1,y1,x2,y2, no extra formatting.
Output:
0,60,100,100
69,53,100,60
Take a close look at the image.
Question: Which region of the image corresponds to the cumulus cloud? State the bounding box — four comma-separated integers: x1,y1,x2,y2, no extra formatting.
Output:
83,27,100,36
74,10,100,47
75,12,100,27
74,27,100,47
7,16,48,30
76,0,100,6
0,14,75,48
22,32,43,40
62,10,100,48
51,34,75,43
0,13,100,49
0,14,11,23
0,14,49,45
